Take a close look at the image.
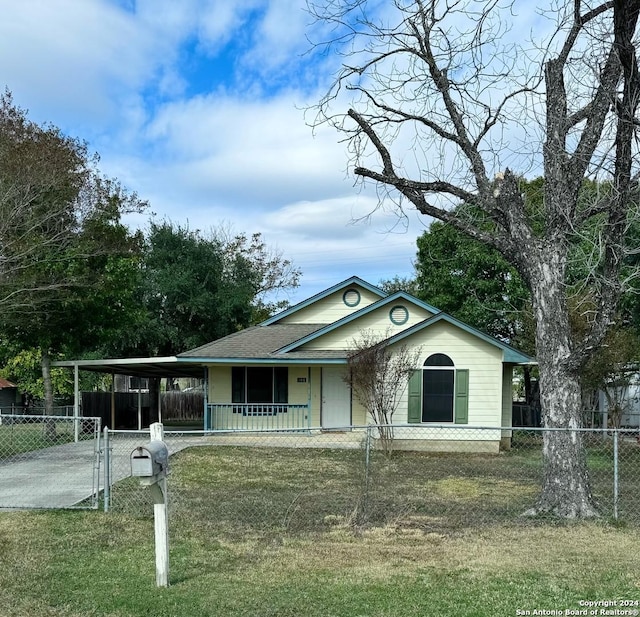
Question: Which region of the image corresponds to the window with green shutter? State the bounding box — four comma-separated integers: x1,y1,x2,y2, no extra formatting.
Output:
407,357,469,425
454,369,469,424
408,370,422,423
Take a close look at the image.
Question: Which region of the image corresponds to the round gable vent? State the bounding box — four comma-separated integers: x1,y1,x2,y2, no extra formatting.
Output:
343,288,361,307
390,305,409,325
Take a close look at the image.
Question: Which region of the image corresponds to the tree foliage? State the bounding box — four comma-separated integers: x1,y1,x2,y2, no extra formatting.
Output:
414,218,532,349
0,91,146,411
120,222,301,358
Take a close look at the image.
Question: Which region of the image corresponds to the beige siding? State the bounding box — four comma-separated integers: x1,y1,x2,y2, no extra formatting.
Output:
501,365,514,428
352,397,368,425
278,285,382,324
301,302,434,350
391,321,504,428
208,365,231,402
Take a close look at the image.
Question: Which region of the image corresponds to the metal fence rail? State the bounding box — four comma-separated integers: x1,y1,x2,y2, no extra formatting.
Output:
103,424,640,533
0,415,102,510
0,405,76,417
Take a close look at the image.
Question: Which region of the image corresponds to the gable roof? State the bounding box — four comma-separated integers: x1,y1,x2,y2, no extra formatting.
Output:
0,378,16,389
260,275,386,326
380,312,535,364
177,277,534,366
276,291,441,353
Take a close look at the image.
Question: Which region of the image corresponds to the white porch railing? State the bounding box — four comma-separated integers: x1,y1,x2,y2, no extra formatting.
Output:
206,404,310,431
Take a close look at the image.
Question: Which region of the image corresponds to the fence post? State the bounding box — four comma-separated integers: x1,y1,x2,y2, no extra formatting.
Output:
149,422,170,588
103,426,110,512
613,429,619,520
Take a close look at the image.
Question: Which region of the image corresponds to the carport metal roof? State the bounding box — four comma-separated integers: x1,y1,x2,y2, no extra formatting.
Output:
53,357,206,379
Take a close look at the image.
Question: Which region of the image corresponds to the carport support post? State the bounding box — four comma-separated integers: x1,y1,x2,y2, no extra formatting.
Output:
157,380,162,424
110,375,116,429
73,364,80,443
150,422,169,587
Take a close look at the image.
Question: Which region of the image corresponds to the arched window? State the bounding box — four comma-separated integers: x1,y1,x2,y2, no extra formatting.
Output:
422,353,455,422
408,355,469,425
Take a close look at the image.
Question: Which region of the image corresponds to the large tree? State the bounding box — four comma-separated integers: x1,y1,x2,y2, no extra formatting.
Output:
311,0,640,517
121,221,301,358
0,92,146,412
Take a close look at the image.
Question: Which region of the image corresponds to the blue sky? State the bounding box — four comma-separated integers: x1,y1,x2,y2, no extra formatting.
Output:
0,0,429,304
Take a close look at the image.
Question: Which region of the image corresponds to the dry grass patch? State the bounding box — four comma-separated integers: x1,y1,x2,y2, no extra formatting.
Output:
429,476,539,503
210,523,640,587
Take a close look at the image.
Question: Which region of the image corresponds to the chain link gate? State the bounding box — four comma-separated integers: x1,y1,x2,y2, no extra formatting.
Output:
0,414,102,510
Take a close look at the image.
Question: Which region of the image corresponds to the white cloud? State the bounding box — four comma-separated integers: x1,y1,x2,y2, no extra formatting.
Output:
0,0,159,127
138,90,350,206
0,0,427,305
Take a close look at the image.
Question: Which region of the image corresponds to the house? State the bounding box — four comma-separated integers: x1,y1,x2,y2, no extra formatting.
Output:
0,378,20,411
598,371,640,429
178,276,534,452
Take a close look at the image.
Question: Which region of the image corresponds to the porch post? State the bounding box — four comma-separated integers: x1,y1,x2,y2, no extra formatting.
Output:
203,367,209,431
137,387,142,430
307,366,312,429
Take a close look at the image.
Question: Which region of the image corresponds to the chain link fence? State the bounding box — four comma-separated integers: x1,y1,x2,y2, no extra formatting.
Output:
103,424,640,535
0,414,102,509
0,405,77,417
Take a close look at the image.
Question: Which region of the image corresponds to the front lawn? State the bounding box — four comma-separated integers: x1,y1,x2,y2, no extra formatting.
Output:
0,443,638,616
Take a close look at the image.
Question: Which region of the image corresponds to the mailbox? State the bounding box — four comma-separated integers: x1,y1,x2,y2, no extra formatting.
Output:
131,440,169,479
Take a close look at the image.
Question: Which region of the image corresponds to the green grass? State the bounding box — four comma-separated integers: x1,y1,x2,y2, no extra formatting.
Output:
0,509,638,617
1,443,640,616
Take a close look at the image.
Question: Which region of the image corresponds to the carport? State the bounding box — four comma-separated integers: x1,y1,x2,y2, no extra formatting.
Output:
54,357,208,430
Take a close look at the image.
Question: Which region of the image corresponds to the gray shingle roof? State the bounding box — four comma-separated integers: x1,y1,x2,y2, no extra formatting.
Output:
178,324,331,360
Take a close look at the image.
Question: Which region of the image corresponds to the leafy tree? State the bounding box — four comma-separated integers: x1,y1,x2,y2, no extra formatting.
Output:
0,92,146,412
378,275,417,295
121,221,301,358
414,219,532,349
0,348,109,406
311,0,640,517
0,349,71,406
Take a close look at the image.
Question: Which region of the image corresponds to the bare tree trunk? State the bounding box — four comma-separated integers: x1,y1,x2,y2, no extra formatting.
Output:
41,349,57,440
310,0,640,517
525,254,597,517
41,349,54,416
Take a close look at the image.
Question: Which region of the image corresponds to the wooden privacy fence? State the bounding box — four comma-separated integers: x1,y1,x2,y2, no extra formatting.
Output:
81,391,204,428
162,391,204,422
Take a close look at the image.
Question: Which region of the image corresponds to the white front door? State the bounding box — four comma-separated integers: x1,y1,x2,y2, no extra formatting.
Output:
321,366,351,429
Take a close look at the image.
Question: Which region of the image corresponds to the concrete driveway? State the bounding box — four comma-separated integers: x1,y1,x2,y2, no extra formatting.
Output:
0,432,208,511
0,439,100,510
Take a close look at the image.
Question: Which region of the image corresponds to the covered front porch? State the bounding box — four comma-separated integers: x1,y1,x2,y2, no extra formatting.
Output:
206,403,311,431
205,363,357,431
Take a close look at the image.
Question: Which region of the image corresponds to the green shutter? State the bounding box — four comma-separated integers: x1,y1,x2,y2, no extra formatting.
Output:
407,370,422,423
454,369,469,424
